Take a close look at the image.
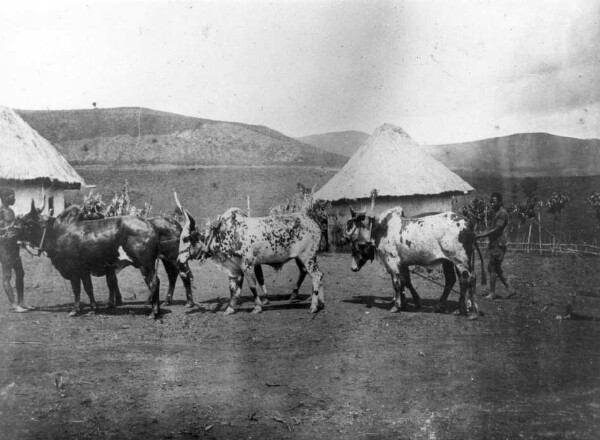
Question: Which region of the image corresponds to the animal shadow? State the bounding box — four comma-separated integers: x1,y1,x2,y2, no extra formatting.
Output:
343,295,458,313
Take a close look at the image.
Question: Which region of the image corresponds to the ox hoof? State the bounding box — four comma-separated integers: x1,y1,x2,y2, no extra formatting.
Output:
467,314,478,321
223,306,236,316
389,305,401,313
289,293,300,302
147,312,160,320
185,301,195,308
251,306,263,314
435,304,448,314
115,298,123,307
68,309,80,317
163,299,172,306
414,301,422,310
309,303,324,314
261,298,270,306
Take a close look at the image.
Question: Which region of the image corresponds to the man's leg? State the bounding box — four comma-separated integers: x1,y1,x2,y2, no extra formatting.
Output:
13,257,31,309
493,247,516,298
483,253,499,300
2,260,27,312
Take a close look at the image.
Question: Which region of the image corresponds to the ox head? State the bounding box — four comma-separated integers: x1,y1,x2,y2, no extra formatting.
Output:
12,199,52,252
344,207,376,272
174,193,208,266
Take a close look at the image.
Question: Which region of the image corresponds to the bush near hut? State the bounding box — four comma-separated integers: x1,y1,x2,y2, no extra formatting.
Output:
514,197,539,224
460,197,489,230
79,181,153,220
269,184,331,252
588,192,600,229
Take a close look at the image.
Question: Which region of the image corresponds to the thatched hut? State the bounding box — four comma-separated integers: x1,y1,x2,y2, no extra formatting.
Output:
314,123,474,248
0,106,85,214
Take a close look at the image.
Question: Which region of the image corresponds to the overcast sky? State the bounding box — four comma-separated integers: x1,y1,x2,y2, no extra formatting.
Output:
0,0,598,144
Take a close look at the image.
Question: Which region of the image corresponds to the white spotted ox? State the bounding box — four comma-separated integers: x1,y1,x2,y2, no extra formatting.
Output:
345,207,485,318
175,198,324,316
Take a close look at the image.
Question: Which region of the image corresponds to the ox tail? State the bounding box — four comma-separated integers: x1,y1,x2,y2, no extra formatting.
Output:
473,238,487,286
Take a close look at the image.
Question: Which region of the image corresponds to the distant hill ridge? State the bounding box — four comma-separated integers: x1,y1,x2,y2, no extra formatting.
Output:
296,131,369,157
300,130,600,177
16,107,347,167
424,132,600,177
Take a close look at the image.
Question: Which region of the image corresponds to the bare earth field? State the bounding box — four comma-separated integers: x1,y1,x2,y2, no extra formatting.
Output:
1,249,600,439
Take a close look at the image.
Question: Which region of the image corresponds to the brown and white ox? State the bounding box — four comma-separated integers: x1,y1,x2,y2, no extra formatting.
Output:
345,207,485,318
14,202,164,318
176,201,324,316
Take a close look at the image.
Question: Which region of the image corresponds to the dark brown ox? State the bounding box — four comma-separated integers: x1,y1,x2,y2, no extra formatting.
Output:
79,211,194,307
176,199,324,315
15,202,163,318
147,216,194,307
345,207,485,318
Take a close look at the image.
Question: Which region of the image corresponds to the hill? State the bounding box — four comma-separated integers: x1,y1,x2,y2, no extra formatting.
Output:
301,129,600,177
423,133,600,178
296,130,369,157
15,108,347,167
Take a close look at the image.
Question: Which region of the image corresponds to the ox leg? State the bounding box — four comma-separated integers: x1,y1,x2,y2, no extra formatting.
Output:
435,261,457,313
69,277,82,317
290,258,308,302
180,262,195,308
306,258,324,314
81,273,98,315
105,269,121,310
224,276,243,316
243,265,264,314
400,266,421,310
254,265,269,306
162,259,176,306
457,268,479,319
141,266,161,319
390,275,404,313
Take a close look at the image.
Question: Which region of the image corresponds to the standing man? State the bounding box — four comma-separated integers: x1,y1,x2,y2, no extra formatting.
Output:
0,188,29,312
477,192,517,300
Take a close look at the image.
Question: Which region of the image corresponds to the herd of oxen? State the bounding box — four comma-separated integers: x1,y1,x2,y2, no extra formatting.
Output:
11,193,486,320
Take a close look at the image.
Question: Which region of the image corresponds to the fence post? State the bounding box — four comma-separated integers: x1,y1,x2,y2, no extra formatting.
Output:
538,211,542,254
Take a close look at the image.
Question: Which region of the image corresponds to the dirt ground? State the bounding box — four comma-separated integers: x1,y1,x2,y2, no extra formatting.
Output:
1,250,600,439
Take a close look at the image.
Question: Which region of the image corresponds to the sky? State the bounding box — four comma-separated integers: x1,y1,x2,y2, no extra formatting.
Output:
0,0,598,144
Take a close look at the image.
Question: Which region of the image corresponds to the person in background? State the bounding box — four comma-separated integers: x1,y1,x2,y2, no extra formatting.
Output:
0,188,30,312
477,192,517,300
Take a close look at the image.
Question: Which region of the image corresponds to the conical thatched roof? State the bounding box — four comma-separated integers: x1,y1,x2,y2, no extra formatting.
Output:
315,123,473,201
0,106,84,189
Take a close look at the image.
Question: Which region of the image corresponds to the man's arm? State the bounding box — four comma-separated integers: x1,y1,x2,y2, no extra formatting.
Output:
477,210,509,240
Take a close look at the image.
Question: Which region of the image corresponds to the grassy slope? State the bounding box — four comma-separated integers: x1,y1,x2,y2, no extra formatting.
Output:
16,108,347,167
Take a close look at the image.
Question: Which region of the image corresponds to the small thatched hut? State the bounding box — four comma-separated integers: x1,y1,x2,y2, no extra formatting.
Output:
0,106,85,214
314,123,474,248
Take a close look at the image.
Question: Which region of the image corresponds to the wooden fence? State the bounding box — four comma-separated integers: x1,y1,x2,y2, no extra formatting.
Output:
507,241,600,257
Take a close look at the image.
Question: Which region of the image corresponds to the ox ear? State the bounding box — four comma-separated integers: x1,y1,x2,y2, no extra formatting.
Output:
349,206,356,219
29,199,39,218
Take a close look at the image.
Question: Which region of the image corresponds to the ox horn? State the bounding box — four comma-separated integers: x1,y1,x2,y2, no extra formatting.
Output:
174,191,183,211
174,192,194,228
